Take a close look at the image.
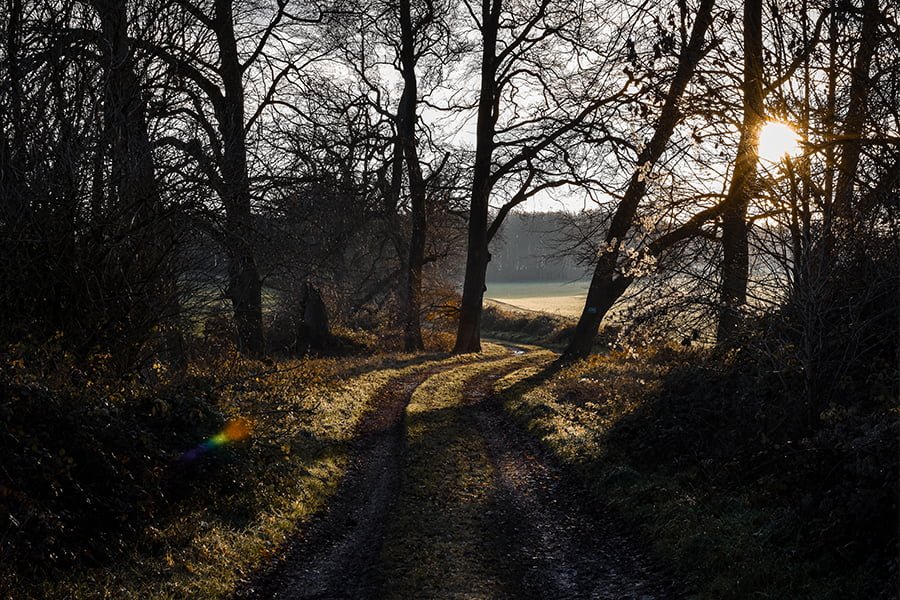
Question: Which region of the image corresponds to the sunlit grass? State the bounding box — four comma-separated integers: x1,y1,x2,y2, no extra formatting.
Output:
377,351,551,599
495,346,883,600
6,346,512,599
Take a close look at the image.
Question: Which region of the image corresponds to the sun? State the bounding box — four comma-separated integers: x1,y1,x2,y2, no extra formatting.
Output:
758,121,801,163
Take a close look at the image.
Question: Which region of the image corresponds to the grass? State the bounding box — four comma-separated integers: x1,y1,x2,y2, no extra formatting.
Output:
7,329,891,599
480,304,575,350
2,344,511,599
484,280,590,317
480,302,621,354
375,351,551,598
493,347,897,600
483,280,635,322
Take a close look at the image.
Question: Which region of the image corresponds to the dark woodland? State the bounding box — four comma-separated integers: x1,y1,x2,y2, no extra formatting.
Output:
0,0,897,598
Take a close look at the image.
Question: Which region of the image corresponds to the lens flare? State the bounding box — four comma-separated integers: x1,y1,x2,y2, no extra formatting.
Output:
181,417,253,461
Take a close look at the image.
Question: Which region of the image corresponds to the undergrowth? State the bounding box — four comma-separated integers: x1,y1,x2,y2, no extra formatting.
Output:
481,304,574,348
0,334,501,599
481,303,619,351
497,345,898,600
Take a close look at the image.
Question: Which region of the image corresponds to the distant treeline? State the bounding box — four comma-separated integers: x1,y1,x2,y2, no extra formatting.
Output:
487,212,589,283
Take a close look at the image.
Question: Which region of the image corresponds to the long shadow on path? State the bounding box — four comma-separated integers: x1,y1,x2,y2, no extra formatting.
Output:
467,366,682,599
233,367,443,599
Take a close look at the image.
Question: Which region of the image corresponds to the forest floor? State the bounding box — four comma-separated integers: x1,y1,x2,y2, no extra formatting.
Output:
7,339,892,599
235,346,679,600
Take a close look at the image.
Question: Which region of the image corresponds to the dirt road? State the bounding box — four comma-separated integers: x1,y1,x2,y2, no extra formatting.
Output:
237,348,679,599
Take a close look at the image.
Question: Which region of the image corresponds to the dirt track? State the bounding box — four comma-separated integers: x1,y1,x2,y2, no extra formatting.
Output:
236,350,679,599
467,373,679,599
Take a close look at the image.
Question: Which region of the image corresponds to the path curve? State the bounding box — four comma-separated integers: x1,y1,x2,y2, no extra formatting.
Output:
235,367,445,599
236,349,679,599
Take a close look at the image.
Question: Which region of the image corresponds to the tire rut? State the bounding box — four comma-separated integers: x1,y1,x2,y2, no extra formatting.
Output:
236,351,678,599
372,354,549,599
466,374,681,600
235,366,449,600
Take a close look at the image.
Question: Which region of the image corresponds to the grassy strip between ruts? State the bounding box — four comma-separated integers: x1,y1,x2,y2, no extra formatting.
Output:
375,349,554,599
6,345,512,600
493,350,894,600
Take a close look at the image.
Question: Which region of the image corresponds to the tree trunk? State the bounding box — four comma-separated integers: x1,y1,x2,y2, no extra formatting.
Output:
565,253,629,359
90,0,175,361
820,0,838,257
94,0,157,217
402,196,426,351
4,0,25,218
223,213,264,356
398,0,426,352
717,202,751,341
2,0,27,221
454,213,490,353
562,0,714,360
453,0,499,354
300,282,330,350
214,0,264,355
716,0,764,345
831,0,878,235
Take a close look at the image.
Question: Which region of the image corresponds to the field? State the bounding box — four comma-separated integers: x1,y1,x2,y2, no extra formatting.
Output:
484,280,590,317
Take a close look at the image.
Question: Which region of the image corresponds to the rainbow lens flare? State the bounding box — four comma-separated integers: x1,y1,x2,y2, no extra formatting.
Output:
181,417,253,461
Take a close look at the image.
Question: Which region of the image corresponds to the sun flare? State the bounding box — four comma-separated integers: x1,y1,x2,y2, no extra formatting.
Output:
758,121,801,163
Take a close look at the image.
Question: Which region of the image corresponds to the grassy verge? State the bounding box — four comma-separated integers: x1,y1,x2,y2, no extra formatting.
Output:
480,302,622,352
376,351,552,598
480,303,574,349
494,347,898,600
1,344,510,599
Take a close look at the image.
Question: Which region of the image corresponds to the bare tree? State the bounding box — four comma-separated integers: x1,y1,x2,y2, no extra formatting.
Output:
139,0,312,355
321,0,460,349
453,0,629,353
1,0,178,366
562,0,716,359
395,0,430,350
744,0,897,416
713,0,765,343
827,0,880,249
